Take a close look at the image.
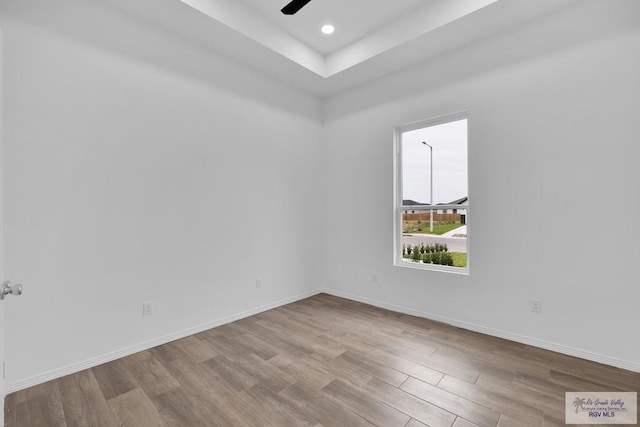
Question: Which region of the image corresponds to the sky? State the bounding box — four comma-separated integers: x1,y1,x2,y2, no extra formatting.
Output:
402,118,467,205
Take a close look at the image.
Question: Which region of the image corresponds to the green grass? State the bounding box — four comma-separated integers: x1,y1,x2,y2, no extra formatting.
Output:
451,252,467,268
402,222,463,236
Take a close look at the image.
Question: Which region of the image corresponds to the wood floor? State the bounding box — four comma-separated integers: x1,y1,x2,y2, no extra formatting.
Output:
5,294,639,427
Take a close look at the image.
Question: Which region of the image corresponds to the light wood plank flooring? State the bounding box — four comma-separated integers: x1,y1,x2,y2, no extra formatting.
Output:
5,294,639,426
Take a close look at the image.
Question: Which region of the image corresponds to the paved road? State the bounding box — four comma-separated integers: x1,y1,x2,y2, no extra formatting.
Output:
402,234,467,253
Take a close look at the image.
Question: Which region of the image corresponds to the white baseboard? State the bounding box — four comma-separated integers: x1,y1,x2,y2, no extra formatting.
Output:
6,286,638,395
5,289,322,394
321,288,640,373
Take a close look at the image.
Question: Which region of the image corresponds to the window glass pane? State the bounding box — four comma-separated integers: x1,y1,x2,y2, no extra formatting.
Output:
402,119,467,204
399,118,468,271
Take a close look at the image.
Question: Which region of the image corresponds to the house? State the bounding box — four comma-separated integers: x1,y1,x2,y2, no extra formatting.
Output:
1,0,639,425
402,199,429,214
436,196,468,214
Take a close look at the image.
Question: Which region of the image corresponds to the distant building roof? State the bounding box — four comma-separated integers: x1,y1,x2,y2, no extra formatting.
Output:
447,196,468,205
402,199,429,206
405,197,467,206
436,197,468,205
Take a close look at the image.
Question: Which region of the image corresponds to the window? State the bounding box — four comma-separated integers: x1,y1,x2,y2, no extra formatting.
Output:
394,112,469,273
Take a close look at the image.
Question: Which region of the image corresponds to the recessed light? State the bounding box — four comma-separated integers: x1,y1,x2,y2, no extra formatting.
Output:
321,24,335,35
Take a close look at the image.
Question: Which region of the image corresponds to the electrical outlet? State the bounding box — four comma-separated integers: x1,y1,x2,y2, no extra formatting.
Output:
143,301,153,316
371,273,378,283
256,278,262,289
531,298,542,314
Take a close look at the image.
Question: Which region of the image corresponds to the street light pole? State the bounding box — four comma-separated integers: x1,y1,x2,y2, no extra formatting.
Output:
421,141,433,233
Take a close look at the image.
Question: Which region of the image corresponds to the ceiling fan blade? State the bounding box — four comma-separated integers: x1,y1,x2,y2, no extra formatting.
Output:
281,0,313,15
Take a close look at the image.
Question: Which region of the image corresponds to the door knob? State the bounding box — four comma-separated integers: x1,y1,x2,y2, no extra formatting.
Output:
1,281,23,300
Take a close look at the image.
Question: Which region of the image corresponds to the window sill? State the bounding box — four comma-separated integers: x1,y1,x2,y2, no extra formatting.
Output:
394,259,469,275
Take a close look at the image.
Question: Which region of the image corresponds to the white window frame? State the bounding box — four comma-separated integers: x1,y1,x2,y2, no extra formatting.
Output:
393,111,470,275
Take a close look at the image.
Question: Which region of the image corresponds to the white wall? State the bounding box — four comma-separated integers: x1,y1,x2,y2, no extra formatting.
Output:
322,0,640,370
2,0,639,392
1,5,323,386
